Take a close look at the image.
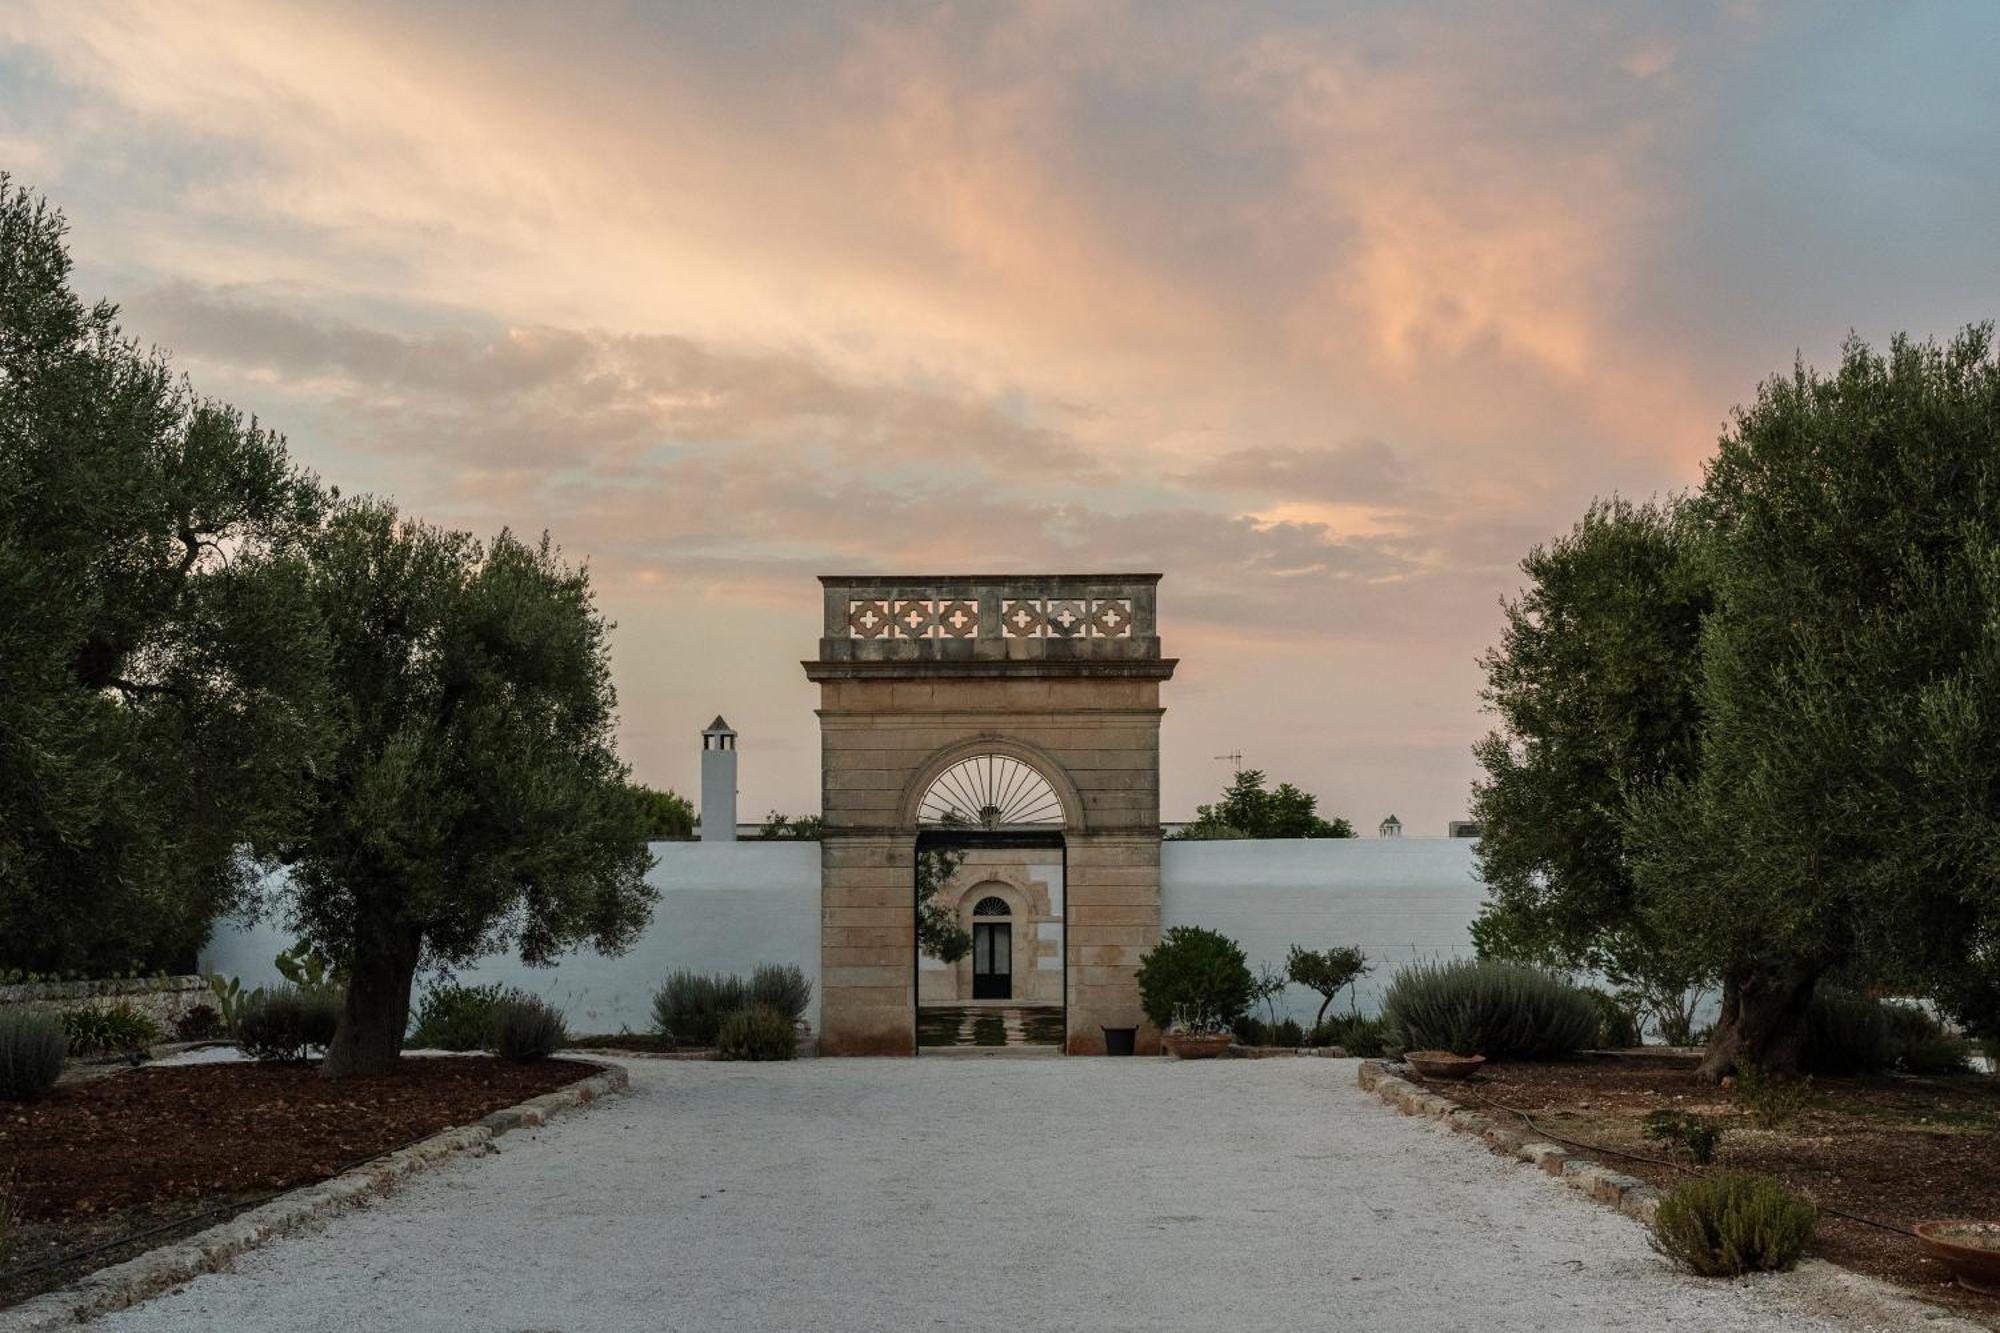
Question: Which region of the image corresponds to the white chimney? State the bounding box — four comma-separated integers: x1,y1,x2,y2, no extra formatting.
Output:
701,715,738,841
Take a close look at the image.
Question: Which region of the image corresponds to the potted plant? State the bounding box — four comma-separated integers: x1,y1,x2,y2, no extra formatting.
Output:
1914,1221,2000,1295
1135,926,1254,1059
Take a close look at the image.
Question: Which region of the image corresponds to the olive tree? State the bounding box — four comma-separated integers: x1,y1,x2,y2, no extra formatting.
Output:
286,502,655,1078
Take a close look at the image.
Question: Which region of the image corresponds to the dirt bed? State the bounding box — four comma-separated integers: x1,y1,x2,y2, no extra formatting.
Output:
1429,1059,2000,1322
0,1056,597,1309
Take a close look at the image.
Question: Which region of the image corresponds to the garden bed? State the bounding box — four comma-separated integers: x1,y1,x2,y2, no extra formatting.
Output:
1,1056,598,1309
1425,1058,2000,1320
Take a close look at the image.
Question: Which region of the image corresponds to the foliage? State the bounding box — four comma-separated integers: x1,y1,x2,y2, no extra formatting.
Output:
60,1002,161,1055
1641,1109,1724,1165
915,843,971,964
205,973,246,1035
234,984,342,1062
0,175,333,976
1250,962,1288,1027
274,939,343,990
715,1004,798,1061
632,784,695,838
747,963,812,1026
1380,959,1599,1060
491,993,568,1061
1170,769,1354,840
1735,1067,1813,1129
1286,945,1371,1028
284,500,656,1077
757,812,823,840
0,1008,65,1101
174,1004,224,1042
1273,1018,1303,1047
0,1171,15,1264
1882,1002,1974,1076
409,982,509,1052
1652,1173,1816,1276
1311,1012,1389,1056
1583,988,1643,1049
1798,988,1894,1076
1135,926,1254,1031
651,971,748,1047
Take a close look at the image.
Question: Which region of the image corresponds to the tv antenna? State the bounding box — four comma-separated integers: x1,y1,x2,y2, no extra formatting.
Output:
1214,751,1245,772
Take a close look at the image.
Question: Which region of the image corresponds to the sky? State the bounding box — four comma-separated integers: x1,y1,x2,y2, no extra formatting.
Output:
5,2,1999,831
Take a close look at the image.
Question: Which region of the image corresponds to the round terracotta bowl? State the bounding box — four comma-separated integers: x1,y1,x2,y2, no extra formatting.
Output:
1915,1220,2000,1296
1163,1032,1234,1060
1405,1050,1487,1081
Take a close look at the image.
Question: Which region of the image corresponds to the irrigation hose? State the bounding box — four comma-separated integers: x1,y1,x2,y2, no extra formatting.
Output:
1459,1082,1920,1239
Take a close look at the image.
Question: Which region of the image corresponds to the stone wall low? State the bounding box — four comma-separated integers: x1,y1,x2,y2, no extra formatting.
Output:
0,975,211,1032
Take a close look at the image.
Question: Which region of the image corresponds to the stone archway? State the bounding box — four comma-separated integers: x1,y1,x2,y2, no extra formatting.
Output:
805,575,1175,1055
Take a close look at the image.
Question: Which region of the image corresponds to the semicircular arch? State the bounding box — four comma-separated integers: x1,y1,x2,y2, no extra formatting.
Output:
897,735,1085,833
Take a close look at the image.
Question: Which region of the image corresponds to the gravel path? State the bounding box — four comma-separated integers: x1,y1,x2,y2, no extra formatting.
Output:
95,1057,1873,1332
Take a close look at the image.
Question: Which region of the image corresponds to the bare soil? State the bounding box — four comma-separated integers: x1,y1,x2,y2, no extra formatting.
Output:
0,1056,596,1309
1427,1058,2000,1322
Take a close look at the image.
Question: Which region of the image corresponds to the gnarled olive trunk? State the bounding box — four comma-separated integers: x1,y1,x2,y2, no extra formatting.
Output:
1695,963,1818,1082
321,923,421,1079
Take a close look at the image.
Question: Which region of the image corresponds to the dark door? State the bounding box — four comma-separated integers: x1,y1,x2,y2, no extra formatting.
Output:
972,921,1012,999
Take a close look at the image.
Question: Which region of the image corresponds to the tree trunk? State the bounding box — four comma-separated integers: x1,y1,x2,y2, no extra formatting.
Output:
1695,963,1818,1081
321,923,421,1079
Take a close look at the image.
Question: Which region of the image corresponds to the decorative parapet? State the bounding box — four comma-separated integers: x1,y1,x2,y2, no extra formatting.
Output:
808,574,1170,678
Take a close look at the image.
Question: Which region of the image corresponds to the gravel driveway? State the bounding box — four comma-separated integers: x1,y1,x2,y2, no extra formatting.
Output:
95,1056,1878,1332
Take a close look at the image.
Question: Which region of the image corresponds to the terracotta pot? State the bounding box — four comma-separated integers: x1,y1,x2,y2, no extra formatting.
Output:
1405,1050,1487,1081
1915,1221,2000,1296
1163,1032,1234,1060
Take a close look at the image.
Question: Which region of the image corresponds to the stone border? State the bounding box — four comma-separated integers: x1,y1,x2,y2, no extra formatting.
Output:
1354,1060,1990,1333
0,1059,630,1332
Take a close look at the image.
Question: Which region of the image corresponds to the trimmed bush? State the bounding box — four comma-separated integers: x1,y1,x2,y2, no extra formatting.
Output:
174,1004,225,1042
1882,1002,1973,1075
1381,960,1599,1059
1799,988,1894,1076
652,971,749,1047
409,982,508,1052
0,1008,65,1101
715,1004,797,1061
1652,1173,1816,1276
235,985,342,1062
492,993,568,1061
1135,926,1254,1031
61,1002,161,1056
748,963,813,1025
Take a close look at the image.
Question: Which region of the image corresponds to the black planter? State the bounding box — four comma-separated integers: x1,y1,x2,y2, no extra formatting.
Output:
1102,1026,1137,1056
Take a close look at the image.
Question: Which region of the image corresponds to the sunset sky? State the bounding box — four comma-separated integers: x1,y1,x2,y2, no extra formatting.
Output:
5,2,1997,831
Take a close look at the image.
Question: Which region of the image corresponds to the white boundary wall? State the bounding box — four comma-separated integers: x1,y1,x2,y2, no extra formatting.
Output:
203,838,1486,1038
201,842,823,1036
1162,838,1485,1025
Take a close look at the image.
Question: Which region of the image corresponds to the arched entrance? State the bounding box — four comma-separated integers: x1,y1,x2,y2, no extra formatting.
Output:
805,575,1175,1055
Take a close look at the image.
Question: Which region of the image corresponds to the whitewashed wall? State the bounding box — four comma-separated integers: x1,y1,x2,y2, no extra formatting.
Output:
201,842,823,1036
1162,838,1485,1025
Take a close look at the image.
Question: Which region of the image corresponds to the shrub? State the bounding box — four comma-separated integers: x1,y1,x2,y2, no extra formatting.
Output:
1135,927,1254,1032
1584,988,1642,1048
0,1171,16,1264
0,1008,65,1101
1736,1066,1813,1128
174,1003,225,1042
1799,988,1893,1076
651,971,748,1047
1882,1002,1973,1075
747,964,812,1025
492,993,568,1061
1232,1015,1270,1046
409,982,508,1052
235,985,342,1061
1652,1173,1816,1276
1273,1018,1304,1047
61,1002,161,1055
1311,1013,1389,1056
715,1004,797,1061
1380,960,1599,1059
1642,1109,1724,1165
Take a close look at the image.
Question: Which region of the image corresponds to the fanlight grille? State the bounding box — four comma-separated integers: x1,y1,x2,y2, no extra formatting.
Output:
972,895,1011,916
917,754,1064,829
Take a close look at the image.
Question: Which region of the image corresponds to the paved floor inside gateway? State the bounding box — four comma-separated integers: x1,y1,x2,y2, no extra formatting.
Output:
98,1057,1881,1332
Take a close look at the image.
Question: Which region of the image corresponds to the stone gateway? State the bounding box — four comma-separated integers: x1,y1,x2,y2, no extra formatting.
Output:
804,574,1175,1055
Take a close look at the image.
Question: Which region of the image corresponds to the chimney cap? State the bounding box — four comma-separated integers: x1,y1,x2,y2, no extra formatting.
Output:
703,715,735,735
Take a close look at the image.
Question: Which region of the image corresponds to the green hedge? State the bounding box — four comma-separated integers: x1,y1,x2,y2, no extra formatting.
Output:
1381,959,1599,1059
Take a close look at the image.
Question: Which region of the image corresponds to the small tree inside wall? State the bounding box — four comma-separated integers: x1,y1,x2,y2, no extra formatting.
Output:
286,501,655,1078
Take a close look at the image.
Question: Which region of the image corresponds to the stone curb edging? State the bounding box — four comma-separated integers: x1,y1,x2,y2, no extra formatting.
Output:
0,1060,631,1332
1353,1060,1989,1333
